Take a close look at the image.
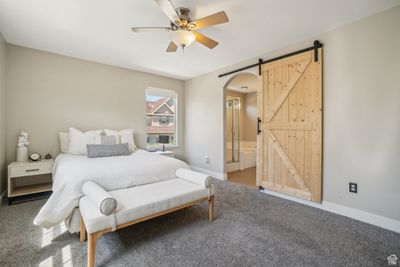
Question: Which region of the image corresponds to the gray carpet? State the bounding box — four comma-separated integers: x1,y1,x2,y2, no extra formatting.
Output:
0,180,399,267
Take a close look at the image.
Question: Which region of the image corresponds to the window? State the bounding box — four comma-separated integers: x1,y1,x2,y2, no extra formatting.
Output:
159,116,168,125
146,87,177,149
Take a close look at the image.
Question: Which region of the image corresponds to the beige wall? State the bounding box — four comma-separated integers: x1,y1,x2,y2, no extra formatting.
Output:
6,45,185,162
185,6,400,220
243,92,257,141
0,33,6,196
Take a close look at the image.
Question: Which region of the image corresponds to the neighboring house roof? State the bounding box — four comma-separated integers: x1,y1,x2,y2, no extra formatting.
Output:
147,98,176,135
147,125,175,134
147,98,175,115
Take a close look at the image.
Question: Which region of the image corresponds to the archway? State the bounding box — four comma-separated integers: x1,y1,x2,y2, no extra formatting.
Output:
223,72,260,187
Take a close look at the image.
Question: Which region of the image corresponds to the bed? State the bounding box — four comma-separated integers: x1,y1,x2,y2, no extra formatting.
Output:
33,150,189,232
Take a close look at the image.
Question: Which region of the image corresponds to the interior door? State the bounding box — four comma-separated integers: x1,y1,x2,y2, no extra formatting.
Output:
256,48,322,202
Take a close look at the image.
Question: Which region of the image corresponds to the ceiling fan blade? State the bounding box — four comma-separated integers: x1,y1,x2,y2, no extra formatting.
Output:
193,31,219,49
192,11,229,29
166,41,178,52
131,27,171,33
154,0,181,25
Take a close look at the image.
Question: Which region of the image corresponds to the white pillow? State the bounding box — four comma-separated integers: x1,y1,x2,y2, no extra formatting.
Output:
59,132,69,153
67,128,102,155
104,129,137,152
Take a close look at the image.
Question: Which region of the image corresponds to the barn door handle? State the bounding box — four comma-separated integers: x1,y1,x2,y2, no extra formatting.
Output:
257,118,261,135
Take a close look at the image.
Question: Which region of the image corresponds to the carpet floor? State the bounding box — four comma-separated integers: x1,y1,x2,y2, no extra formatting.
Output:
0,180,399,267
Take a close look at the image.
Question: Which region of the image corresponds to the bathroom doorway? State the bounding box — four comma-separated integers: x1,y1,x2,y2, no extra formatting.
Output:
224,73,259,187
226,97,240,164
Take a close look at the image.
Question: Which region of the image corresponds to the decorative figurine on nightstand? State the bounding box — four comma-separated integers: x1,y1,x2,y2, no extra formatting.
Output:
45,153,52,160
16,131,29,162
29,152,41,162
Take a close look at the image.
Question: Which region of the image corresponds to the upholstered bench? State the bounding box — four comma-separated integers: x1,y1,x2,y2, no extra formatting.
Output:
79,168,215,267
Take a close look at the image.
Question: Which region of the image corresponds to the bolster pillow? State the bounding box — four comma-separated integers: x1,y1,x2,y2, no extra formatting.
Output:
82,181,117,215
87,143,130,158
176,168,213,188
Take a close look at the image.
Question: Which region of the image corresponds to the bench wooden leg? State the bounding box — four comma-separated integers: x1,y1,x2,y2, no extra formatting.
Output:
208,195,215,222
88,233,97,267
80,216,86,243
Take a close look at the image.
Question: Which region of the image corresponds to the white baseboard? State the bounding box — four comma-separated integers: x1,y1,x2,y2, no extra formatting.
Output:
260,188,400,233
190,165,227,180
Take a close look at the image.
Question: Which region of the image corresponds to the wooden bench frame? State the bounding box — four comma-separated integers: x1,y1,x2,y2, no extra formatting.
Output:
80,195,215,267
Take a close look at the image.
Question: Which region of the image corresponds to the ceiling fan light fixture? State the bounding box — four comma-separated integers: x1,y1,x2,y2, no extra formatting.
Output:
131,1,229,52
171,30,196,48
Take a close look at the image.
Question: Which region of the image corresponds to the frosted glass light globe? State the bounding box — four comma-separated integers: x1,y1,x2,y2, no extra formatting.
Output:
171,30,195,47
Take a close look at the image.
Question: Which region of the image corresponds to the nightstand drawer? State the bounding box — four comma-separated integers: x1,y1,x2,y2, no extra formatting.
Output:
10,164,52,178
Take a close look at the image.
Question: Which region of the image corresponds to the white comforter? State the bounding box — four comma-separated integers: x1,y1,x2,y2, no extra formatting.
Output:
34,150,189,229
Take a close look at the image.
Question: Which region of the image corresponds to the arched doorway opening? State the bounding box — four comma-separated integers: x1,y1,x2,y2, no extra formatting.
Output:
223,72,260,187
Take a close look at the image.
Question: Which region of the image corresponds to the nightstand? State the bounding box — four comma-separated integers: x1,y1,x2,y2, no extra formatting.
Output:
152,150,175,158
8,159,54,204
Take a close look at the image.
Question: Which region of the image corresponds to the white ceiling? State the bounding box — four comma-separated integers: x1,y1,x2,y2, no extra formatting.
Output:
0,0,398,80
227,73,258,93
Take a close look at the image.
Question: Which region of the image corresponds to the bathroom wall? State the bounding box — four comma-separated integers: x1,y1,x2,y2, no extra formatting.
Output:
243,92,257,141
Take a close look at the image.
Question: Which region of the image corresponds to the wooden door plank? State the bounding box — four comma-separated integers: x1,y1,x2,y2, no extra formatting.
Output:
261,181,312,200
266,130,310,193
267,134,275,185
256,68,264,186
274,67,282,186
295,74,306,185
262,122,313,130
280,64,289,187
268,68,275,184
261,67,270,184
310,48,323,202
267,59,311,122
287,62,297,189
304,62,313,187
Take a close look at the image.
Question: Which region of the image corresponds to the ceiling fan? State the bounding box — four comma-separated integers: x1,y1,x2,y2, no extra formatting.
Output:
131,0,229,52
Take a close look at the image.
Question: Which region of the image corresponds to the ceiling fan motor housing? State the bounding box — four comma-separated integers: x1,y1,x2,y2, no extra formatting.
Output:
176,7,190,21
171,7,196,31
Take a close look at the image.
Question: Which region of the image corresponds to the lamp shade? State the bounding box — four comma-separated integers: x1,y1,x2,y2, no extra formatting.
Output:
158,135,170,144
171,30,195,47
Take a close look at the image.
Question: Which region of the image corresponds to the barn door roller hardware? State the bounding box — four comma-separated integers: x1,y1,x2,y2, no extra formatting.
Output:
218,40,323,78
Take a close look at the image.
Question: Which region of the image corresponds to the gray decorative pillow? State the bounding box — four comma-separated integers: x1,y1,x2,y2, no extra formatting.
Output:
87,143,130,158
100,135,116,145
94,135,116,145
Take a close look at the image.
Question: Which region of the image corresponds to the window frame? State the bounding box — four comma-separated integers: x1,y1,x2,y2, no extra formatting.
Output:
146,87,178,150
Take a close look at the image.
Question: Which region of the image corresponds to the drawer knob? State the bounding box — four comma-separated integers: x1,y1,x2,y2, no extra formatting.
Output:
26,168,40,172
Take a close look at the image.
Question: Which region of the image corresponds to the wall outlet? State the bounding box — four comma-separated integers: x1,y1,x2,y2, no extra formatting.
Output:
349,182,358,193
204,156,210,164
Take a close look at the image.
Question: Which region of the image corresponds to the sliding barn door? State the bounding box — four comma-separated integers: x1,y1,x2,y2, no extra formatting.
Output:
256,48,322,202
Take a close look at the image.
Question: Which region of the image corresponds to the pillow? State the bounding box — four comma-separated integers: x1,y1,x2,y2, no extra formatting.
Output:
59,132,69,153
176,168,213,188
104,129,137,152
82,181,117,215
87,143,131,158
94,135,116,145
67,128,102,155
